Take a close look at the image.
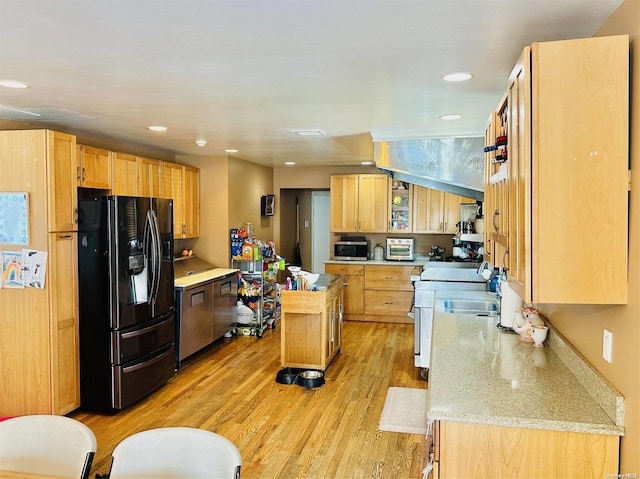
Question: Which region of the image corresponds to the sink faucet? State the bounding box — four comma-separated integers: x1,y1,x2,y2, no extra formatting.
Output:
477,260,491,276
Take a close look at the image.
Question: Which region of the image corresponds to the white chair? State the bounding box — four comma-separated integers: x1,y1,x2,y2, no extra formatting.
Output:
0,414,97,479
108,427,242,479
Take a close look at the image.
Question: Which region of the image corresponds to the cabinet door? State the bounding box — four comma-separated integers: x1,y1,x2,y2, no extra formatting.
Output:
330,175,359,232
507,49,530,296
183,165,200,238
138,157,162,198
443,193,473,234
358,174,388,232
162,162,185,238
47,131,78,232
48,232,80,414
532,36,628,304
324,264,364,315
413,186,445,233
78,145,111,189
325,286,342,361
389,180,412,232
112,152,139,196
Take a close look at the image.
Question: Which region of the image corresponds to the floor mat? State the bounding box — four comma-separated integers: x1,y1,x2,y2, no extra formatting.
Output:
378,386,428,435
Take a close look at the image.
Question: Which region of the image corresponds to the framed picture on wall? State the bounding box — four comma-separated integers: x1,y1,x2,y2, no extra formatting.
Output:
261,194,275,216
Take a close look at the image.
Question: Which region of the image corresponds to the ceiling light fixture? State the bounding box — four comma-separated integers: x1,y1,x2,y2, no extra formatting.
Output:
195,139,207,147
225,148,238,153
361,161,373,165
284,161,296,166
439,114,462,121
292,129,326,136
0,80,31,89
442,72,473,82
147,125,167,132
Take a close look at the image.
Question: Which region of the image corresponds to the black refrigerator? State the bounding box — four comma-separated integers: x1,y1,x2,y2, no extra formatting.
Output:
78,195,176,413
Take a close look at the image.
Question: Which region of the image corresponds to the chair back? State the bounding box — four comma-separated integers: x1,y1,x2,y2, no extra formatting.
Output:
109,427,241,479
0,415,97,479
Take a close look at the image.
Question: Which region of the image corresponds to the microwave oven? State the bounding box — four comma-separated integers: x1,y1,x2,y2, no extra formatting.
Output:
386,237,415,261
334,238,369,261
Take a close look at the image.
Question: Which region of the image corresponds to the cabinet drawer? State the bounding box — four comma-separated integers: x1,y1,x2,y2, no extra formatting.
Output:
365,265,414,291
364,290,413,315
325,264,364,276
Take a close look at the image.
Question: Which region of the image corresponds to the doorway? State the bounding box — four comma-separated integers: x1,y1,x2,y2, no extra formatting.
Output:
279,189,329,273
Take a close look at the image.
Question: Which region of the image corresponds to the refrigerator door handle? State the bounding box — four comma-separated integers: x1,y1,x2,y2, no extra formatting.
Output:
148,209,162,305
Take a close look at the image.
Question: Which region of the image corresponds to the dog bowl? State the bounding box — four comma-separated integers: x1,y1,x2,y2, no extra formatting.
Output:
295,370,325,389
275,367,302,385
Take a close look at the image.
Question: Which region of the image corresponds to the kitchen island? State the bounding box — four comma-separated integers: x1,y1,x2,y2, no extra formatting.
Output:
280,274,343,370
426,290,623,477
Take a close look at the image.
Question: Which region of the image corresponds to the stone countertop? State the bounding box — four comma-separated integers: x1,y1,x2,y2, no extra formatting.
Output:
426,290,624,436
325,255,430,267
174,268,239,290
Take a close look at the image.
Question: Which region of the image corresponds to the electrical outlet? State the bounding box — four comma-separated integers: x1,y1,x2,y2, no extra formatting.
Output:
603,329,613,363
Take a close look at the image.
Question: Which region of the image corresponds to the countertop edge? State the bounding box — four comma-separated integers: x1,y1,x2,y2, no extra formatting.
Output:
425,409,625,436
174,268,239,289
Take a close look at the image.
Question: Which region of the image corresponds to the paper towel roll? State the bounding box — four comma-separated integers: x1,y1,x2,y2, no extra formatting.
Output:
500,281,523,328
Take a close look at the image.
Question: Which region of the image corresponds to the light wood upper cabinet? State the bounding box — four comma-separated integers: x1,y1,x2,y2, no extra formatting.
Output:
138,156,162,198
162,162,199,239
330,174,388,232
112,152,139,196
413,186,474,234
77,145,111,189
388,180,412,232
183,165,200,238
489,35,629,304
48,131,78,232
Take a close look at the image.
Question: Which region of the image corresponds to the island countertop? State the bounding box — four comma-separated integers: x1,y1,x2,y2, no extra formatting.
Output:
426,290,624,436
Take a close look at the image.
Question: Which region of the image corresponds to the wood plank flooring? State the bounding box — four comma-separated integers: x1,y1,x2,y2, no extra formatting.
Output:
72,320,428,478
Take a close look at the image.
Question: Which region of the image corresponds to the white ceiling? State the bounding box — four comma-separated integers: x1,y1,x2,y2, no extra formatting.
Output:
0,0,623,167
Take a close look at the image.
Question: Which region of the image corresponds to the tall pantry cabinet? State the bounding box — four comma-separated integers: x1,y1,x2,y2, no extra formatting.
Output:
0,129,81,416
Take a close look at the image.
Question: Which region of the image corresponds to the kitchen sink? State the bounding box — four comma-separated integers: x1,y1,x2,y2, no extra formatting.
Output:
443,299,500,316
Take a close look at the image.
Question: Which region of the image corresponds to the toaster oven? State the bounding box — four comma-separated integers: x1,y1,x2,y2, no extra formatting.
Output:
386,237,415,261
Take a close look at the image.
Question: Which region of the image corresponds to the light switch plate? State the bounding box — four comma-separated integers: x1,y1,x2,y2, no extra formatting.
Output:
603,329,613,363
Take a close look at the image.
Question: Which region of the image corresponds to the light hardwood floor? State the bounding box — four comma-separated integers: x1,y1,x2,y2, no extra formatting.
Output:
72,320,428,478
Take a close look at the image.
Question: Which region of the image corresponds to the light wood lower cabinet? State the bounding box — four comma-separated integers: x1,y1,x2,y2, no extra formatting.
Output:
431,421,619,478
49,232,81,414
280,277,343,370
325,264,420,323
324,264,364,315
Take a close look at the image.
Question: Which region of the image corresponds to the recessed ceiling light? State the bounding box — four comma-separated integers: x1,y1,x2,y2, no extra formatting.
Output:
292,129,326,136
361,161,373,166
442,72,473,82
284,161,296,166
0,80,30,89
195,139,207,147
147,125,167,132
225,148,238,153
439,114,463,121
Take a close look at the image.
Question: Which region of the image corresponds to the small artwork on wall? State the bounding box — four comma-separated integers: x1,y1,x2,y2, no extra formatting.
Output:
261,194,275,217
